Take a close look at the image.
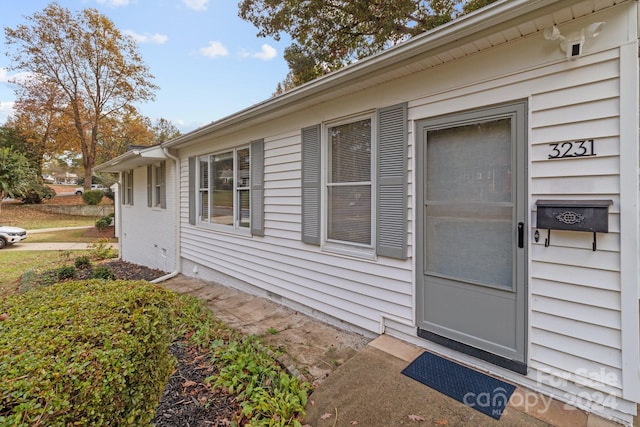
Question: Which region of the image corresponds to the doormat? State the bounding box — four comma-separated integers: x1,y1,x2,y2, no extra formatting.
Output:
401,352,515,420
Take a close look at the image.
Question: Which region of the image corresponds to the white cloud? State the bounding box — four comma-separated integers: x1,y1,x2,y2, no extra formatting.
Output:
239,44,278,61
0,101,15,124
252,44,277,61
124,30,168,44
199,41,228,58
182,0,208,11
0,69,32,85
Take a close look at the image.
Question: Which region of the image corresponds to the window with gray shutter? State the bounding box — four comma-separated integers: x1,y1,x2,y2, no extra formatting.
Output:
250,139,265,236
376,103,408,259
301,124,321,245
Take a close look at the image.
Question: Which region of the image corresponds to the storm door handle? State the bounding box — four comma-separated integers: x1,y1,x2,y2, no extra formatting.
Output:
517,222,524,249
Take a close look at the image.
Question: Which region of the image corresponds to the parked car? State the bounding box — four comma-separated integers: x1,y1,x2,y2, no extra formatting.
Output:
74,184,107,195
0,225,27,249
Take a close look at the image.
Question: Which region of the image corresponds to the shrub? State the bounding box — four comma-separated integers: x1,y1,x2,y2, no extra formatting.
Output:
0,280,181,426
88,239,116,260
91,265,115,280
208,335,310,426
56,265,76,281
95,217,110,231
19,184,56,204
75,256,92,269
82,189,104,205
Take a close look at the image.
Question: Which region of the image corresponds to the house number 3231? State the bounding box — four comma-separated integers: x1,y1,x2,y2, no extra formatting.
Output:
548,139,595,159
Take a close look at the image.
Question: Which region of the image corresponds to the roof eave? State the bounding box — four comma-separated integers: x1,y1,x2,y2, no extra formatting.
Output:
95,146,168,173
162,0,558,149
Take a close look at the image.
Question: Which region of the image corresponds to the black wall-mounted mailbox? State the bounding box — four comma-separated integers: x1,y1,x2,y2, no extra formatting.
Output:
535,199,613,251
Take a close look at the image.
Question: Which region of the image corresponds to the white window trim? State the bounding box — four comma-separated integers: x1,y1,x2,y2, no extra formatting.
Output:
195,146,251,235
123,170,134,206
148,162,165,210
154,163,162,208
321,112,377,258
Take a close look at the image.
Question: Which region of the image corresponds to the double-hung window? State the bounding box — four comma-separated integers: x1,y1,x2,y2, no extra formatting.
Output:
122,170,134,206
147,162,166,208
326,116,373,247
302,103,407,260
197,147,251,229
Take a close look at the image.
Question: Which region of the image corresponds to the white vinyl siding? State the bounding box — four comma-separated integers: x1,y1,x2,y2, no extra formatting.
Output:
181,129,413,334
529,52,624,396
120,164,176,272
171,1,637,423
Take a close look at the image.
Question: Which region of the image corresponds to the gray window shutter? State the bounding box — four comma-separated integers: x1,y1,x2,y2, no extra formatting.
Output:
160,161,167,209
301,124,321,245
188,156,196,225
147,166,152,207
121,171,126,205
376,103,408,259
250,139,265,236
130,169,134,206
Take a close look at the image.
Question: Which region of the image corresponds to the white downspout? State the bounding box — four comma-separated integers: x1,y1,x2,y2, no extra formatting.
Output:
114,178,123,260
151,148,181,283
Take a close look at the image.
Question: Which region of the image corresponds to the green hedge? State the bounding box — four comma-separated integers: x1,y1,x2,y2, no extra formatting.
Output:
0,279,311,426
0,280,180,426
82,189,104,205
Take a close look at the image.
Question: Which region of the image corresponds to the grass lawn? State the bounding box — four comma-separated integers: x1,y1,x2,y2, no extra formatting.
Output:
26,228,115,243
0,250,76,297
0,196,116,296
1,203,96,230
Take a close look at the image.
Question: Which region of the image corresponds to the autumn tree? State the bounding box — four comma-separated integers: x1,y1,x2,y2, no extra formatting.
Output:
97,106,154,164
240,0,498,91
7,75,72,177
4,3,158,190
152,118,182,144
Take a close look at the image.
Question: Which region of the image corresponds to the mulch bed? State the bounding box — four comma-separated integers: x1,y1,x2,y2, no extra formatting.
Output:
82,226,115,239
19,192,243,425
100,261,242,425
32,260,242,425
50,259,167,282
152,339,240,426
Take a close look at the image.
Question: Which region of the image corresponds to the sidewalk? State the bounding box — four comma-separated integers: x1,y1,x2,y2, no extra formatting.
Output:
159,275,622,427
5,242,118,251
3,227,118,251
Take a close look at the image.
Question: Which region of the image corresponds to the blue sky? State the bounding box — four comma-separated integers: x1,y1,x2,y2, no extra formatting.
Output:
0,0,292,132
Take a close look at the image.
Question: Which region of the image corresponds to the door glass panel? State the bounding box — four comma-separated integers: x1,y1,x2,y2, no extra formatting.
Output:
426,118,513,289
427,119,512,203
425,204,512,288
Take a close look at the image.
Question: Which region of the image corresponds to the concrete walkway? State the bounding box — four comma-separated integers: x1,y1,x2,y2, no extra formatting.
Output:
4,242,118,251
159,275,622,427
2,227,118,251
